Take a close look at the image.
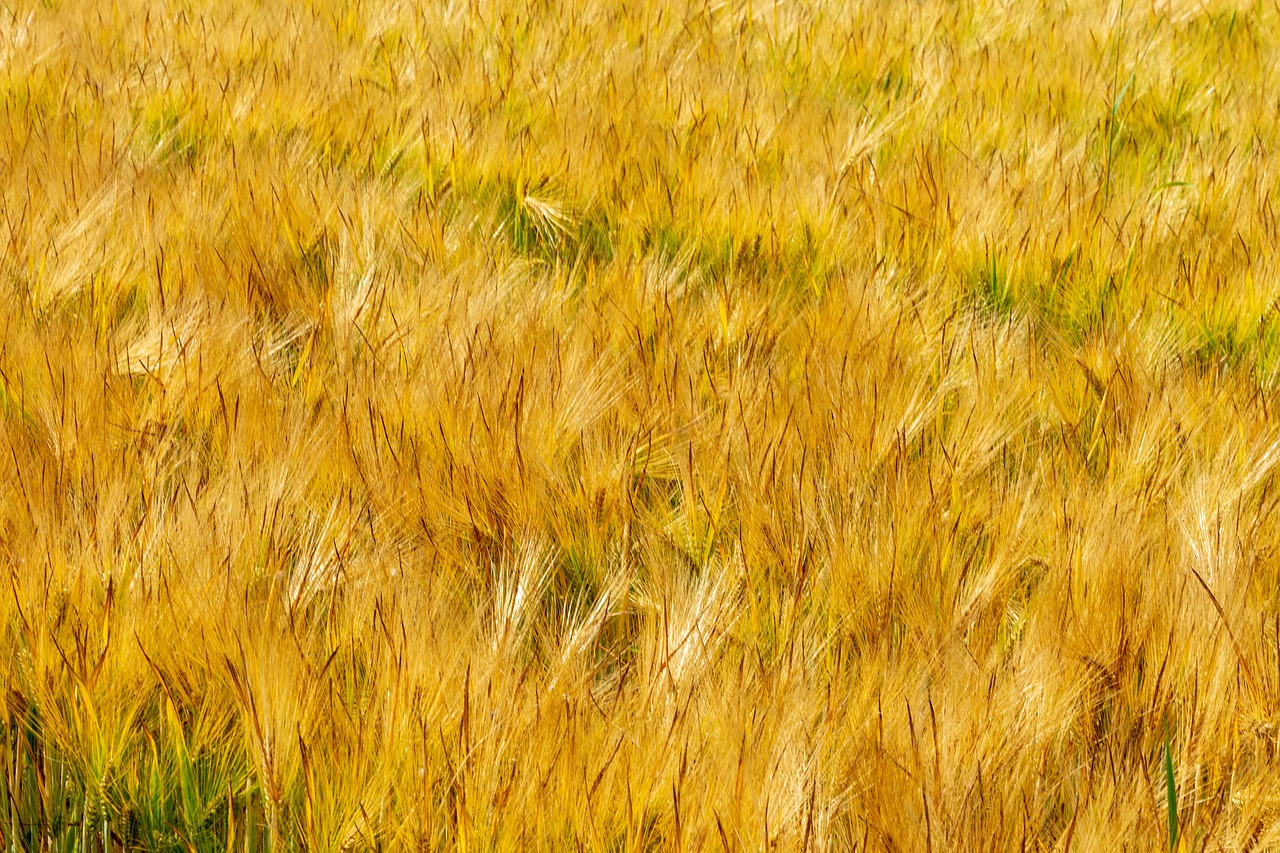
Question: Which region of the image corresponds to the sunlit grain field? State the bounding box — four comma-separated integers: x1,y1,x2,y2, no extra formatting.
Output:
3,0,1280,849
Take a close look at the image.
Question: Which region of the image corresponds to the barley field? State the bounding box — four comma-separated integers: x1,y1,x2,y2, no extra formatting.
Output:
3,0,1280,849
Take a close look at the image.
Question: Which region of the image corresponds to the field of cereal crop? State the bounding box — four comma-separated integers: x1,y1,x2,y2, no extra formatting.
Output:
4,0,1280,848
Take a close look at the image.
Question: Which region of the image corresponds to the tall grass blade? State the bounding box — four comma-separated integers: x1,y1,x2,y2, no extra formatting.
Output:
1165,735,1178,851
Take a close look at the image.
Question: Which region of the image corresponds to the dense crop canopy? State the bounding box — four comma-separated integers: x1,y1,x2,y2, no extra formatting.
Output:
2,0,1280,848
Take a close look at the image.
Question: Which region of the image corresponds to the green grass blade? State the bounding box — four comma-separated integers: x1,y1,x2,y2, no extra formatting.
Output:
1165,736,1178,851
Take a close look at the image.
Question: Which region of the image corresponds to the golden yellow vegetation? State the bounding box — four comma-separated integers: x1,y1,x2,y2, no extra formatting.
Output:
3,0,1280,848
